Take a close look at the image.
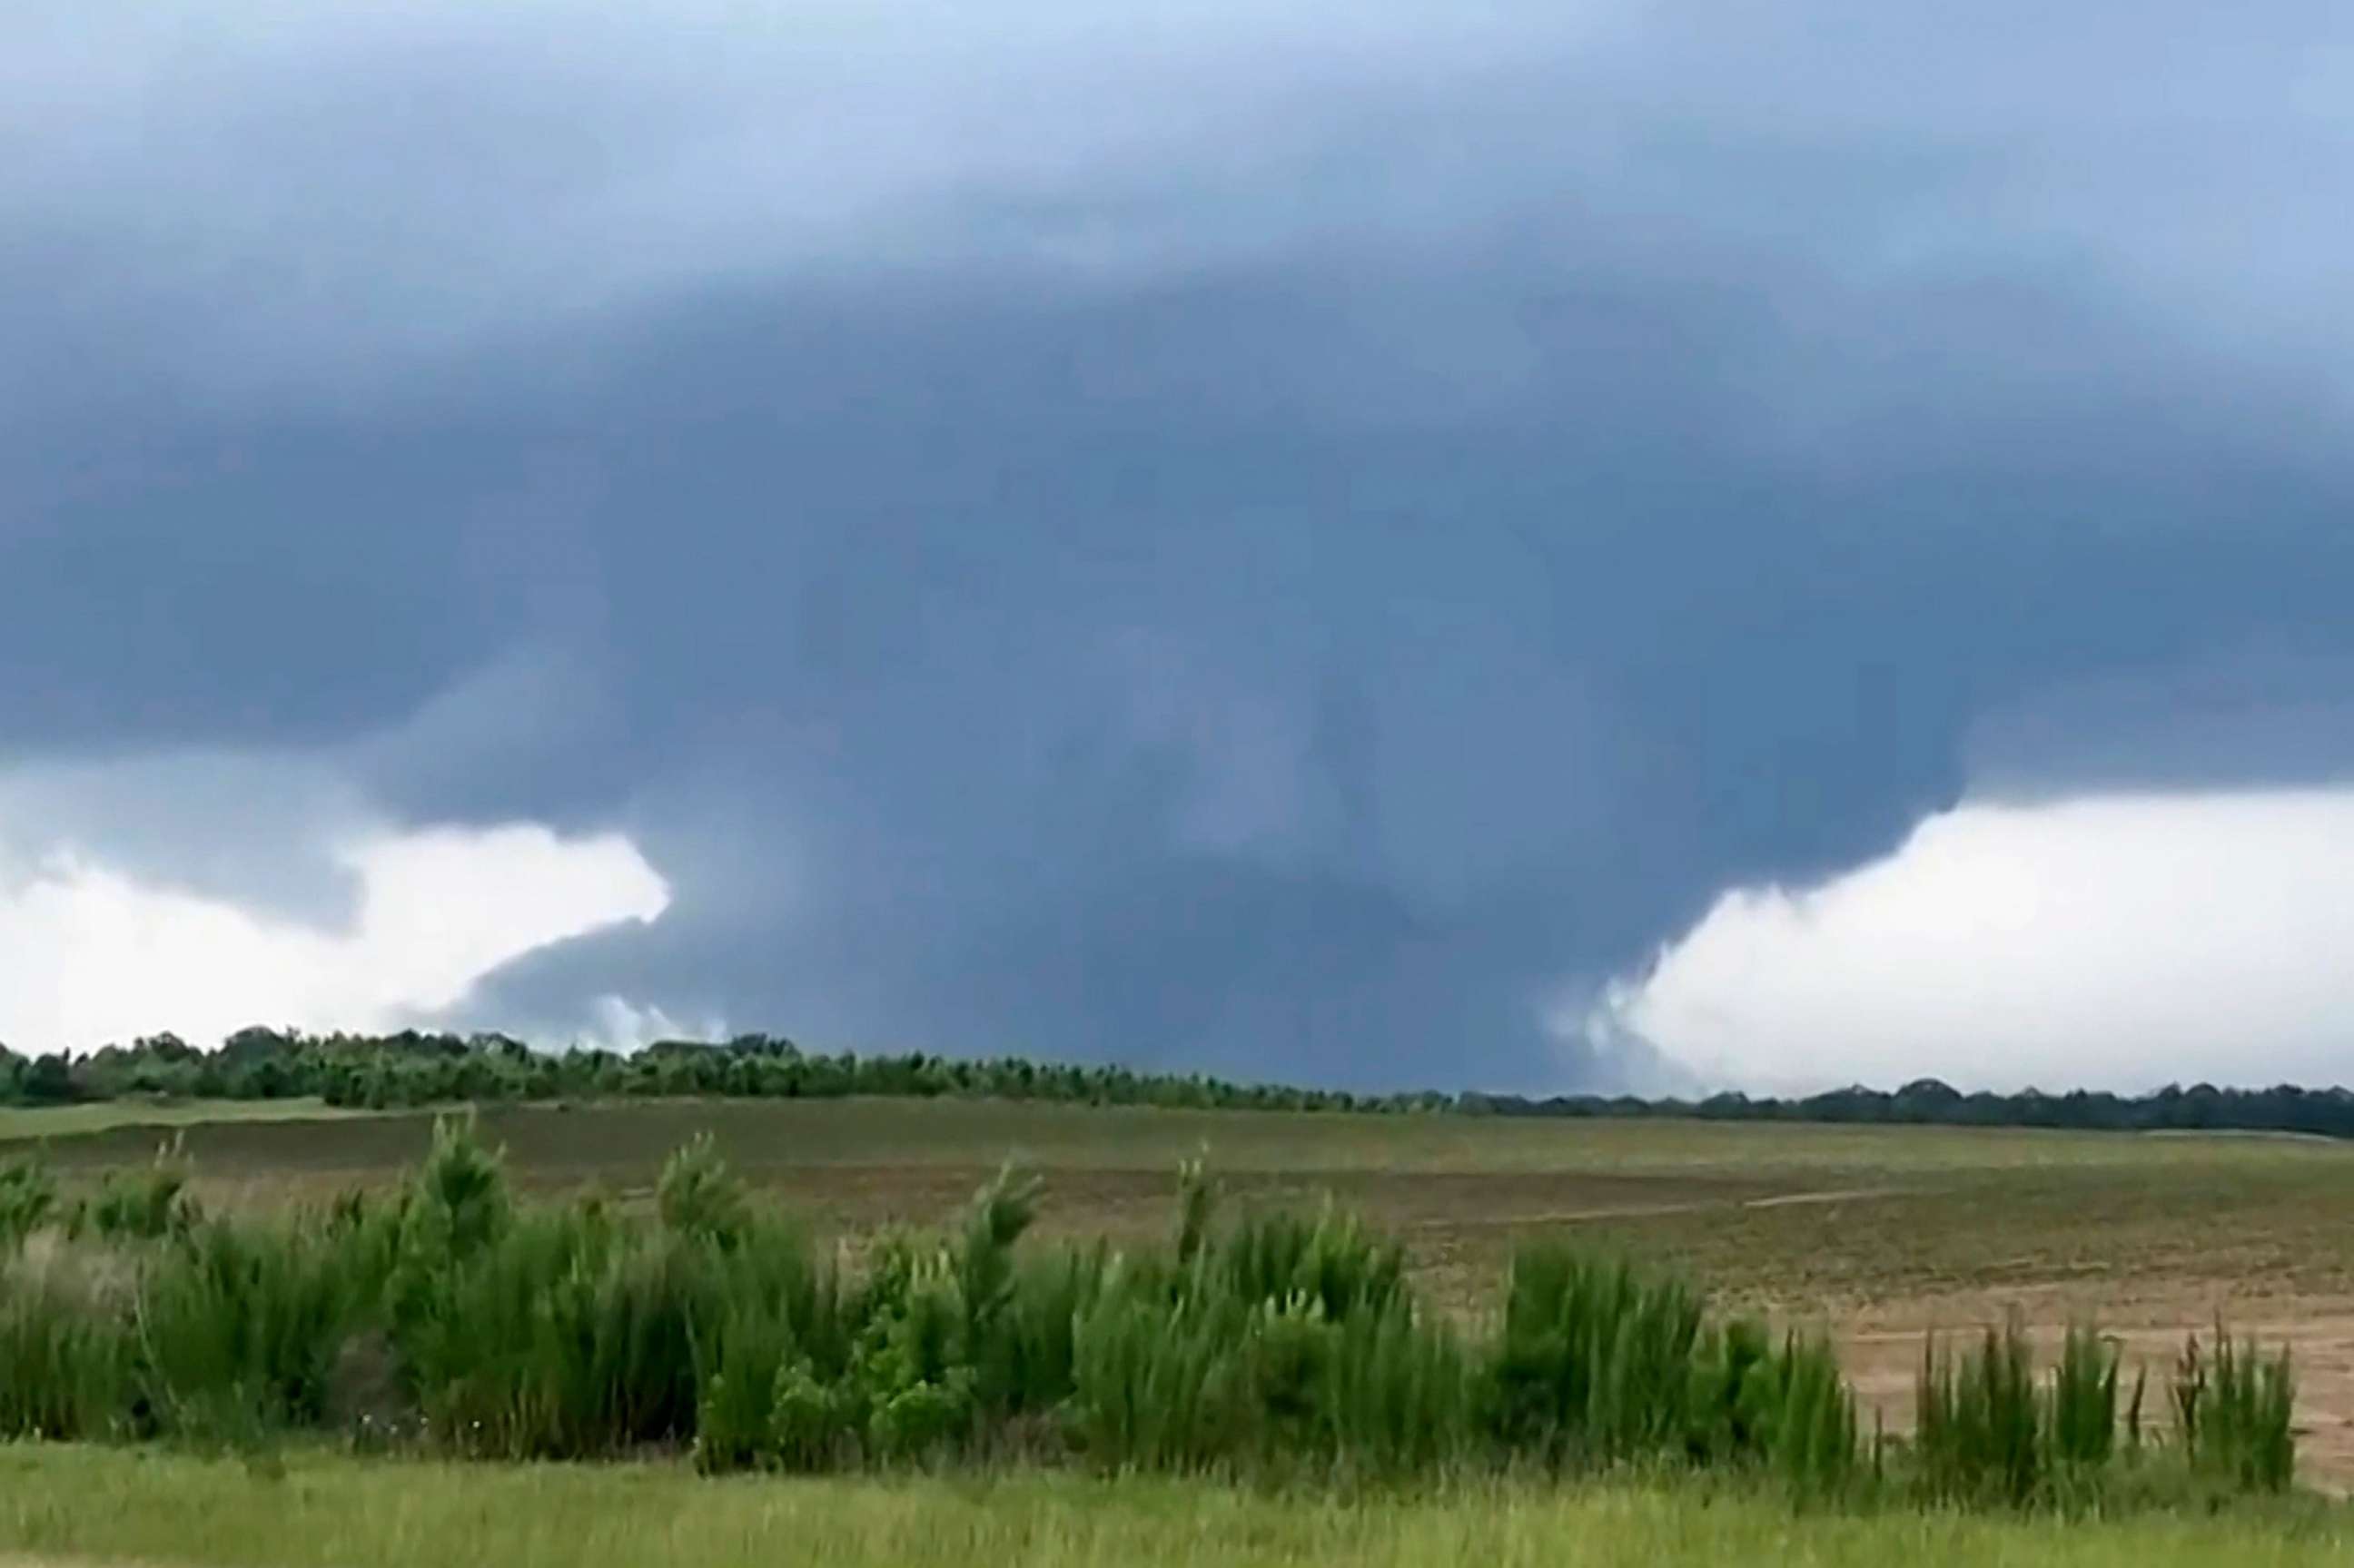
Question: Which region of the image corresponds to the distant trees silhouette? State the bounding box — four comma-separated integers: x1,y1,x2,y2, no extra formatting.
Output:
2,1030,2349,1139
1460,1079,2354,1138
0,1029,1441,1115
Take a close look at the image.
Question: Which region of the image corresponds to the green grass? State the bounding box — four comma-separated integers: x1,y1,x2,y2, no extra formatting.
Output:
15,1096,2349,1307
25,1094,2348,1175
0,1100,364,1143
0,1445,2345,1568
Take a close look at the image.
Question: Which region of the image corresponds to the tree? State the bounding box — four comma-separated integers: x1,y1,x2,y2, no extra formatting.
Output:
20,1054,76,1105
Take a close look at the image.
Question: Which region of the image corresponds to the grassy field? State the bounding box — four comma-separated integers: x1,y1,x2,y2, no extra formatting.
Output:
10,1094,2354,1494
0,1445,2347,1568
13,1096,2353,1307
0,1098,363,1143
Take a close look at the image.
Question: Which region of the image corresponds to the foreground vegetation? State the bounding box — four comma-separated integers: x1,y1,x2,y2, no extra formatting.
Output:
0,1120,2300,1512
0,1447,2347,1568
10,1027,2354,1143
15,1096,2354,1322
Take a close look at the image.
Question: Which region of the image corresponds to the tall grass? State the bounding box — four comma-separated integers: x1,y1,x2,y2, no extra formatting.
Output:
2174,1324,2297,1493
0,1129,2302,1508
9,1449,2352,1568
1487,1247,1857,1490
1912,1317,2296,1506
0,1155,55,1250
1916,1318,2044,1505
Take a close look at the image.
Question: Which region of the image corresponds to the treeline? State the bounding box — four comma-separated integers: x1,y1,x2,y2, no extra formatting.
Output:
0,1029,1449,1116
1465,1079,2354,1139
6,1029,2354,1142
0,1125,2299,1504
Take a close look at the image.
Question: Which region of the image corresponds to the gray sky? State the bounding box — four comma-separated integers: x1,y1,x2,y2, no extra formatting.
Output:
6,1,2354,1090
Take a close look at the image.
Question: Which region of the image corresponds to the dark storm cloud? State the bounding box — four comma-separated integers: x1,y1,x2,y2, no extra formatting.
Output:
1966,649,2354,801
6,1,2354,1085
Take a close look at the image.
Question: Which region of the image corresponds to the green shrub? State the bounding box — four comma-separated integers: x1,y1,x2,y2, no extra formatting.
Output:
1172,1152,1213,1266
1068,1279,1251,1470
1316,1293,1474,1476
132,1218,364,1444
402,1116,510,1261
982,1246,1099,1425
0,1156,56,1252
0,1136,2301,1508
658,1134,747,1251
770,1355,856,1470
2046,1325,2122,1478
393,1206,707,1458
693,1283,803,1472
689,1218,841,1472
2174,1324,2295,1493
1485,1245,1706,1466
848,1242,976,1461
1692,1321,1857,1492
1914,1317,2042,1505
1212,1204,1403,1323
89,1136,197,1241
0,1252,131,1440
1912,1317,2141,1508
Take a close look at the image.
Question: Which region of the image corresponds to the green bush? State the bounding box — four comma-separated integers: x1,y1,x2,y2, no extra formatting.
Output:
0,1136,2301,1509
1915,1317,2043,1505
88,1136,198,1241
693,1295,802,1473
1212,1205,1403,1323
0,1254,131,1440
1910,1317,2247,1509
1690,1320,1857,1493
402,1115,510,1260
1316,1293,1475,1476
131,1218,363,1444
769,1355,856,1469
393,1206,706,1457
2174,1324,2295,1493
657,1134,747,1250
1487,1246,1705,1464
2047,1325,2122,1478
0,1156,56,1252
1067,1281,1252,1470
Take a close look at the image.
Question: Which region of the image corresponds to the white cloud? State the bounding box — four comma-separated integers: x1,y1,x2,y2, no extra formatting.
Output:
0,823,669,1053
1591,790,2354,1094
579,995,731,1054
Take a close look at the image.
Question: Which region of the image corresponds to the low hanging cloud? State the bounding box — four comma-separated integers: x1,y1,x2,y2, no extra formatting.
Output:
0,822,670,1054
1593,790,2354,1094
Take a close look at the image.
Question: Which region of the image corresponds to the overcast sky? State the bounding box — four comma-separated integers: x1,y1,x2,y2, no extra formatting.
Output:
6,2,2354,1091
